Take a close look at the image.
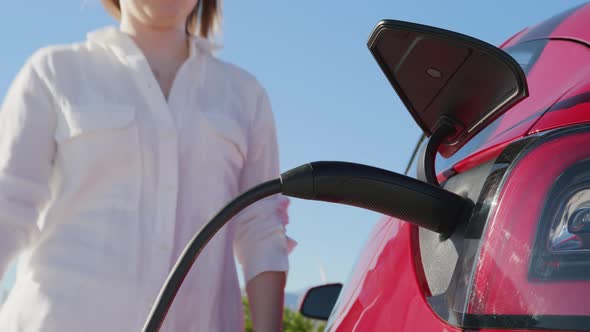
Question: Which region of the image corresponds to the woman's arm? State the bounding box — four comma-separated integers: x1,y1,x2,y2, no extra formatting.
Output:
246,271,286,332
0,54,56,278
234,85,294,331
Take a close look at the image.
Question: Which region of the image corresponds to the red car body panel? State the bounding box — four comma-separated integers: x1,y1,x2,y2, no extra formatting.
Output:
440,3,590,176
328,220,461,332
510,3,590,46
483,41,590,148
450,40,590,174
328,3,590,331
529,78,590,134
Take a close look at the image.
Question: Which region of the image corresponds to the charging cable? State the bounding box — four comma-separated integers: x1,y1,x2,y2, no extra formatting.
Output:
142,161,472,331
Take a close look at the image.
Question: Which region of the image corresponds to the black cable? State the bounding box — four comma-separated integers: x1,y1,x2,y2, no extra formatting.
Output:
423,122,455,187
142,179,282,332
143,161,472,331
282,162,470,234
404,134,426,176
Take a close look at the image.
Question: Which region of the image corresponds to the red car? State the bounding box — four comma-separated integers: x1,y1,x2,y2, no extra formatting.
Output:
300,3,590,331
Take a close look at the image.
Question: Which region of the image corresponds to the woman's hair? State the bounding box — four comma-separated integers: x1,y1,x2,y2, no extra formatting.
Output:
102,0,220,38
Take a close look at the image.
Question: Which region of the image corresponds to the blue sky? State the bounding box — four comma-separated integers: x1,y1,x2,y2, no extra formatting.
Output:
0,0,588,297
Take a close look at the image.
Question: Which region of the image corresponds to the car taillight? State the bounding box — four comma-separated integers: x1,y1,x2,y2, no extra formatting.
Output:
531,159,590,279
464,125,590,330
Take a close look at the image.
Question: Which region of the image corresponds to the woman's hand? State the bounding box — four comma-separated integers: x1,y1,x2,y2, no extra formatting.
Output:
246,271,287,332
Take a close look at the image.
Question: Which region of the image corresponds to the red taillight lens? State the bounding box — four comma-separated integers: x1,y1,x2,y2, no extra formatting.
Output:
467,127,590,328
531,159,590,279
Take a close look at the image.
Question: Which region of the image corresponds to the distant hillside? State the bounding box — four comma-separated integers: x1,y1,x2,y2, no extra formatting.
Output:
240,289,303,311
284,291,302,310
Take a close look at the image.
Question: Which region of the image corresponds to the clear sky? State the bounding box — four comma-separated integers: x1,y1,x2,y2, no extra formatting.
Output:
0,0,588,297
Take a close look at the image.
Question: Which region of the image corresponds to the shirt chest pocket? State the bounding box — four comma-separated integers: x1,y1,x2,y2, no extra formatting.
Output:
53,104,141,210
55,104,136,142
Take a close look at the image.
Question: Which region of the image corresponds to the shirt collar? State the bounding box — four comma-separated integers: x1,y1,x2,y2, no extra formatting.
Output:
86,26,221,62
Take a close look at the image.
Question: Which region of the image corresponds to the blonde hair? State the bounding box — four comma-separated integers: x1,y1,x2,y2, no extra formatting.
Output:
101,0,220,38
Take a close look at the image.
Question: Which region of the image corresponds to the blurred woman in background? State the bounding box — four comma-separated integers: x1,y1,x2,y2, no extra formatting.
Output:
0,0,294,330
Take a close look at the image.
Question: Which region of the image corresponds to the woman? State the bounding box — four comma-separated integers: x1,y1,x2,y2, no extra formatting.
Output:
0,0,295,330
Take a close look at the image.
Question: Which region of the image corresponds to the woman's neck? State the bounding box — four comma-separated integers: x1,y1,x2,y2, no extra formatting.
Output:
119,16,190,99
119,17,189,66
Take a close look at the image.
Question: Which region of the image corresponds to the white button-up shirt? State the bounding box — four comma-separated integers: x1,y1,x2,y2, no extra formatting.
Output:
0,27,295,332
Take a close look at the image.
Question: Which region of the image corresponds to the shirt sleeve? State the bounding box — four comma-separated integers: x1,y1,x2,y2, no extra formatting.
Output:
233,86,296,284
0,56,57,278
